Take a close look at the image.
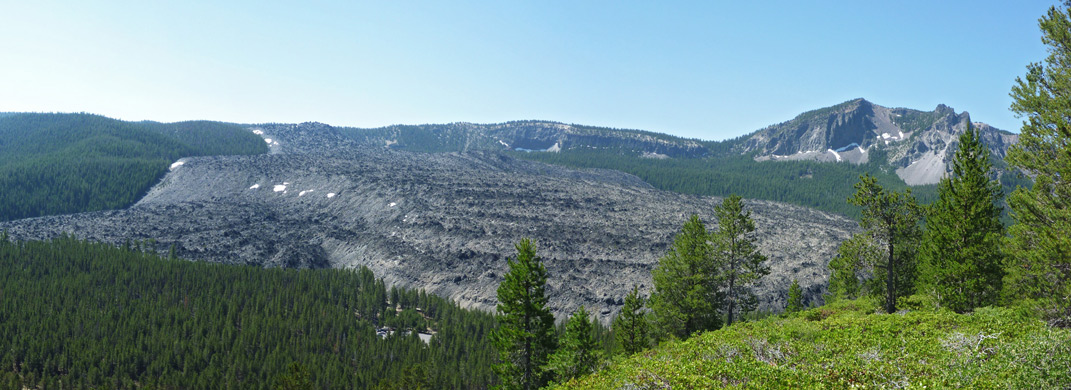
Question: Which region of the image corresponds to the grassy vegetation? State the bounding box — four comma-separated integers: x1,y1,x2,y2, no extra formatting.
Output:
559,298,1071,389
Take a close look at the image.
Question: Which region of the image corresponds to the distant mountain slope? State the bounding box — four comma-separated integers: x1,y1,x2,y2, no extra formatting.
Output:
0,113,268,221
740,98,1018,185
341,120,718,157
0,122,857,322
336,99,1021,217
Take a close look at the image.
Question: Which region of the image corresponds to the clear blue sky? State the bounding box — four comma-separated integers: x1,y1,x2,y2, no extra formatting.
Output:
0,1,1058,140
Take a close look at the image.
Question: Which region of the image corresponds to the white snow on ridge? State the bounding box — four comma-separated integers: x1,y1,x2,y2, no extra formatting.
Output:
547,142,561,152
252,129,264,135
264,138,273,144
326,193,336,198
169,161,185,170
859,146,866,153
498,139,510,148
389,202,397,207
881,133,891,139
299,189,314,196
249,184,260,190
827,149,842,162
274,185,287,192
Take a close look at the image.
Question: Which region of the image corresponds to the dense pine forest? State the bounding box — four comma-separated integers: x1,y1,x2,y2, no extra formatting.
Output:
0,235,498,389
514,148,935,218
0,113,267,222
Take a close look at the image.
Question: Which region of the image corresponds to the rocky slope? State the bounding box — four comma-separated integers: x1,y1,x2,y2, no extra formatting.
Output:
741,98,1017,185
342,120,710,158
0,122,856,322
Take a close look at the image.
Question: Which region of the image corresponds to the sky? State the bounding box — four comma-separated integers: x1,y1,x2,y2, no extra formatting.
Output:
0,1,1059,141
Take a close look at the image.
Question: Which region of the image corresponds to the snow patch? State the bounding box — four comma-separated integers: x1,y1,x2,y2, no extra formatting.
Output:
299,190,314,196
827,149,842,162
264,138,273,144
858,146,866,153
273,185,287,192
881,133,891,139
249,184,260,190
389,202,397,208
326,193,336,198
498,139,510,148
547,142,561,153
169,161,185,170
898,130,904,139
252,129,264,135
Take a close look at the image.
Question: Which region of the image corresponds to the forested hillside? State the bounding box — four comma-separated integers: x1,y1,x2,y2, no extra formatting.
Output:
0,235,498,389
0,113,267,221
517,148,941,217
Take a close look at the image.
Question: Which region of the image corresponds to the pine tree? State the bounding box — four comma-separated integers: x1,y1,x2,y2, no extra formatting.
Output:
491,238,557,390
849,174,922,313
918,124,1005,312
649,215,722,339
545,306,600,384
713,195,769,326
1005,2,1071,328
827,234,881,301
786,279,804,313
612,286,649,356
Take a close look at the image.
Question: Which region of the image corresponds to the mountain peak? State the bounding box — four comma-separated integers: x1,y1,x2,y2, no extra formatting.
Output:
739,100,1016,185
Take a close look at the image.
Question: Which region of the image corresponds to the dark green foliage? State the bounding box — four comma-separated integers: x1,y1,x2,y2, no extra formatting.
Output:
786,279,804,313
848,174,923,313
826,235,881,301
546,306,600,384
650,215,722,339
0,113,268,221
713,195,769,326
918,125,1005,313
273,363,314,390
517,148,925,219
0,235,497,389
492,239,556,390
612,286,650,356
1004,2,1071,328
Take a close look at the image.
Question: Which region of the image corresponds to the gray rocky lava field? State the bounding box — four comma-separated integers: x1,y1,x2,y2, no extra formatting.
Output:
0,123,857,322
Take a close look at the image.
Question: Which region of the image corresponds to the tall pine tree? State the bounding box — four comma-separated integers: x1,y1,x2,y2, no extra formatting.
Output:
491,239,557,390
849,174,923,313
918,124,1005,313
612,286,649,356
650,215,722,339
826,234,881,301
713,195,769,326
1005,2,1071,328
545,306,600,384
786,279,804,313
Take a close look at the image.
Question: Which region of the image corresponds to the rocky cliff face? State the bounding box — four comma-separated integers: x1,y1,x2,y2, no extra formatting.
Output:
0,122,855,322
741,99,1017,185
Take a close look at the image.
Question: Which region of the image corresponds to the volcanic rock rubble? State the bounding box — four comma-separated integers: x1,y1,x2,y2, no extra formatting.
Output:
1,123,858,322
